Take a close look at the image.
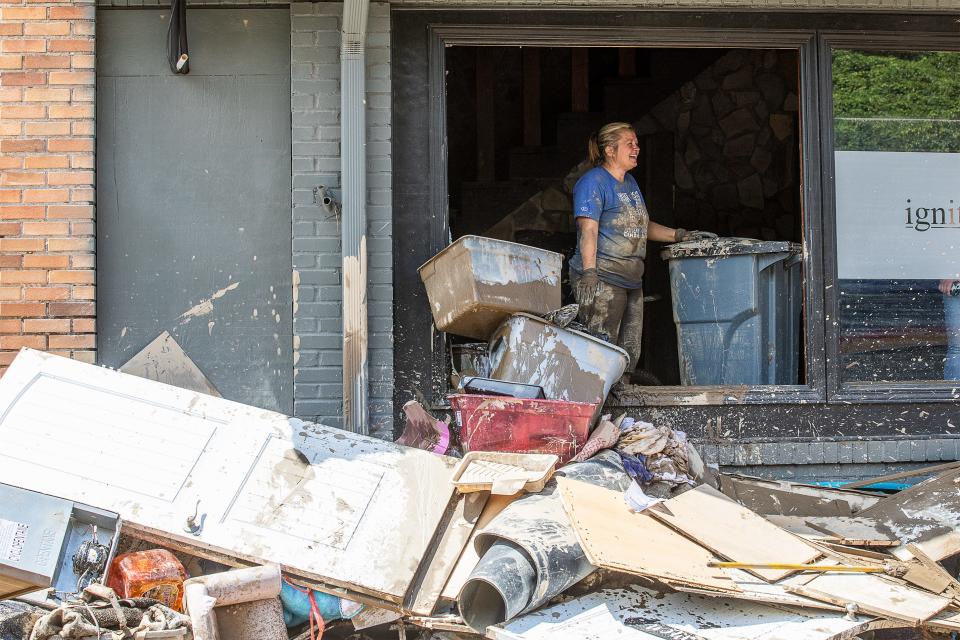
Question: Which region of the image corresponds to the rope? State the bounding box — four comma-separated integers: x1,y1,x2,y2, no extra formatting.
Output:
283,579,325,640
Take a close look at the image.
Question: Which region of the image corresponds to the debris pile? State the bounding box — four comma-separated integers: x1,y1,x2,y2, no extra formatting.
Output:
2,236,960,640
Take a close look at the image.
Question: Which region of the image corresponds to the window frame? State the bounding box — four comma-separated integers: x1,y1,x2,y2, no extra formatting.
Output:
819,32,960,404
427,24,827,407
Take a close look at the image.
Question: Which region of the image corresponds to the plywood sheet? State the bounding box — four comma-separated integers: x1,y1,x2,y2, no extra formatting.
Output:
649,484,819,581
721,475,880,515
856,469,960,546
893,530,960,562
721,477,851,517
489,584,889,640
789,572,951,624
0,350,457,605
764,515,897,547
763,516,840,541
120,331,221,397
556,478,735,591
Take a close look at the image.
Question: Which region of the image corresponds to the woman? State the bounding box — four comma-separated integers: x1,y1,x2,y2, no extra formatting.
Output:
569,121,714,380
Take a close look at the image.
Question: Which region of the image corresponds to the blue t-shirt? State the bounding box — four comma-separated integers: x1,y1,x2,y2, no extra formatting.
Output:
569,166,649,289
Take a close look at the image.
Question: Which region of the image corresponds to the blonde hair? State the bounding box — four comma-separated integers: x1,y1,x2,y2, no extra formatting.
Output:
588,122,635,167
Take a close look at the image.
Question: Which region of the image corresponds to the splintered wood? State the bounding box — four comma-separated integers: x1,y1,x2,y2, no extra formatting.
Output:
648,484,820,581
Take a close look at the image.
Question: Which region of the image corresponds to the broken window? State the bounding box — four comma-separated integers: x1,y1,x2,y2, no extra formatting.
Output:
832,49,960,383
445,47,807,391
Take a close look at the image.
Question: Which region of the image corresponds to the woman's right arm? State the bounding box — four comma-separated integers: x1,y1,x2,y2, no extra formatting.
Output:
577,218,599,270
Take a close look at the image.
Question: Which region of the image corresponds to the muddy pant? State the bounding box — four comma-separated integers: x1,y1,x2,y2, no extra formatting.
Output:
570,271,644,373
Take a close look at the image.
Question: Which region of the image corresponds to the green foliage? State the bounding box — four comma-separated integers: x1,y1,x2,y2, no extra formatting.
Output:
832,50,960,152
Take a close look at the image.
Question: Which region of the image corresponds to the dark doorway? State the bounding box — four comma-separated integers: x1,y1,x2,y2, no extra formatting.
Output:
444,46,803,387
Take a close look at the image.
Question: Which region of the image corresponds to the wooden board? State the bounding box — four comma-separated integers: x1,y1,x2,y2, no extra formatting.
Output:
721,477,851,517
893,530,960,562
856,469,960,546
405,491,488,615
489,584,893,640
841,461,960,490
927,609,960,633
648,484,819,582
671,568,845,612
0,349,458,606
440,493,519,602
556,478,735,592
763,516,841,542
720,475,880,515
764,515,897,547
788,572,951,624
119,331,221,397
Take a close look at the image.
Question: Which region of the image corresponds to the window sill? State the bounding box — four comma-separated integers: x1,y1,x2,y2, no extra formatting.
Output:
832,382,960,404
609,385,822,406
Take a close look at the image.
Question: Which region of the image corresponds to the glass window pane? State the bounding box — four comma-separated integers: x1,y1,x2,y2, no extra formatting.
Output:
832,50,960,383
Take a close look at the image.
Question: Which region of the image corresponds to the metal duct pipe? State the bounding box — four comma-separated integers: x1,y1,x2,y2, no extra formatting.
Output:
341,0,370,434
458,451,631,632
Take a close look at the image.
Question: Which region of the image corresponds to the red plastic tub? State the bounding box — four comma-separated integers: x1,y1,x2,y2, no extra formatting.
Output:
449,394,597,464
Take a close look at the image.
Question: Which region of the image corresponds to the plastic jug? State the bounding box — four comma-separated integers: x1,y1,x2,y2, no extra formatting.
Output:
107,549,188,611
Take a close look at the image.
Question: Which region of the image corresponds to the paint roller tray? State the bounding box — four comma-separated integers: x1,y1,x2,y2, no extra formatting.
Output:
451,451,558,495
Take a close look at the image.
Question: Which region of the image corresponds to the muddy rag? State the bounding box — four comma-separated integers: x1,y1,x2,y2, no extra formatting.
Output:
30,585,190,640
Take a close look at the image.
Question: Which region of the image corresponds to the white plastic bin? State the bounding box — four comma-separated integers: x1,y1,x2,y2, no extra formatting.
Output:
418,236,562,340
487,312,629,406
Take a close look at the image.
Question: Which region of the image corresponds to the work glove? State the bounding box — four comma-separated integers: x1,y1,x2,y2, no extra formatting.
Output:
674,228,718,242
574,268,601,319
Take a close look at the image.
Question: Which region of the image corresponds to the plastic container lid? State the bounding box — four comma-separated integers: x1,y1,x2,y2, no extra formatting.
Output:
661,237,802,260
416,234,563,274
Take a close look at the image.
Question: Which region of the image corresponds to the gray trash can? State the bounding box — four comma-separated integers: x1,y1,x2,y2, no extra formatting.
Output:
660,238,803,386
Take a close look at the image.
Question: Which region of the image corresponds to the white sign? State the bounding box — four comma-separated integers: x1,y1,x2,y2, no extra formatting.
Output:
0,518,29,563
835,151,960,280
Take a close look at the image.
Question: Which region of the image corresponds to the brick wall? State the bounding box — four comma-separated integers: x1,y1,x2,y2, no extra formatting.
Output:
290,1,393,437
0,0,96,374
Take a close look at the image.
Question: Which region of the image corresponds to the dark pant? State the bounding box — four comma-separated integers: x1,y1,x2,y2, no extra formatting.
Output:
570,272,644,373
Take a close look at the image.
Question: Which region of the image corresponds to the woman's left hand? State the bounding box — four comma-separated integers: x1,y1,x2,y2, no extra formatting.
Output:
675,229,718,242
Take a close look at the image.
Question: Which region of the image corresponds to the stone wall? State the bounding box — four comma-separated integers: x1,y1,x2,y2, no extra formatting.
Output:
637,49,800,241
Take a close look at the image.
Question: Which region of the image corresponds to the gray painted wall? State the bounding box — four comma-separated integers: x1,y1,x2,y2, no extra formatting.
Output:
290,2,393,436
96,8,294,413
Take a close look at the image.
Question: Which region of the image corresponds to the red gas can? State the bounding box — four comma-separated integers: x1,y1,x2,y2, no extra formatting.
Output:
449,394,596,464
